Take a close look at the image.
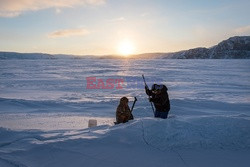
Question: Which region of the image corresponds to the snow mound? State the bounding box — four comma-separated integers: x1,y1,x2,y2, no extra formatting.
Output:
1,116,250,167
142,116,250,150
1,116,250,151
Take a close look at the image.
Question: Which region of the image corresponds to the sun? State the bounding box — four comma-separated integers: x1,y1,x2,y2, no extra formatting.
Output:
117,39,135,56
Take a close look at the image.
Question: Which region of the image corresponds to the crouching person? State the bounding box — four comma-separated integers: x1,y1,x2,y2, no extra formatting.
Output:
116,97,134,124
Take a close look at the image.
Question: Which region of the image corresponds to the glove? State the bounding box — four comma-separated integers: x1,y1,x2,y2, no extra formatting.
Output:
145,86,150,95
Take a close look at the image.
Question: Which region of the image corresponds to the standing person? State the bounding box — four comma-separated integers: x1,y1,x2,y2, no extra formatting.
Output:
145,84,170,119
116,97,134,124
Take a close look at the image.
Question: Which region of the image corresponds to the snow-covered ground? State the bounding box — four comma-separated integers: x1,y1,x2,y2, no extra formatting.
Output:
0,58,250,167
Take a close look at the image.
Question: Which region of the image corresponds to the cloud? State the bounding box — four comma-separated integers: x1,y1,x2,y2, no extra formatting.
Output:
140,12,149,17
0,0,106,17
48,28,90,38
55,8,62,14
108,17,126,22
235,25,250,35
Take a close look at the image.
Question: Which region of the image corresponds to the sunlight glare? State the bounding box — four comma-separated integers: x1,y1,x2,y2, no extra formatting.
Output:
117,39,135,56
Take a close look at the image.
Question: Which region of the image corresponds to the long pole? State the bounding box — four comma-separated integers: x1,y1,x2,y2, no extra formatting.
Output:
142,74,155,114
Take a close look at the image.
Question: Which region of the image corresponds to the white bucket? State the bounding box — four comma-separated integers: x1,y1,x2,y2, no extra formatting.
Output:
88,119,97,128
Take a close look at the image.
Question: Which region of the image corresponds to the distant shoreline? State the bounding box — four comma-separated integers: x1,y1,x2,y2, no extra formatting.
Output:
1,36,250,59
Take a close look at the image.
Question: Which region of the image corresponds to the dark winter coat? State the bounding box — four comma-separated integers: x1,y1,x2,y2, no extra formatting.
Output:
146,85,170,113
116,100,133,124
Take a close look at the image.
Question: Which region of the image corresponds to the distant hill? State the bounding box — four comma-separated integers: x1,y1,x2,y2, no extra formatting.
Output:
0,52,93,59
1,36,250,59
0,52,55,59
161,36,250,59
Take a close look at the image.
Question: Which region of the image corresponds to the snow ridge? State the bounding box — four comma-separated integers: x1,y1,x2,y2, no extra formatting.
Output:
162,36,250,59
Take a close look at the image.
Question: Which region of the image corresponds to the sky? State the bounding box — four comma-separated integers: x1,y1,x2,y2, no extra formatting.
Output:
0,0,250,56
